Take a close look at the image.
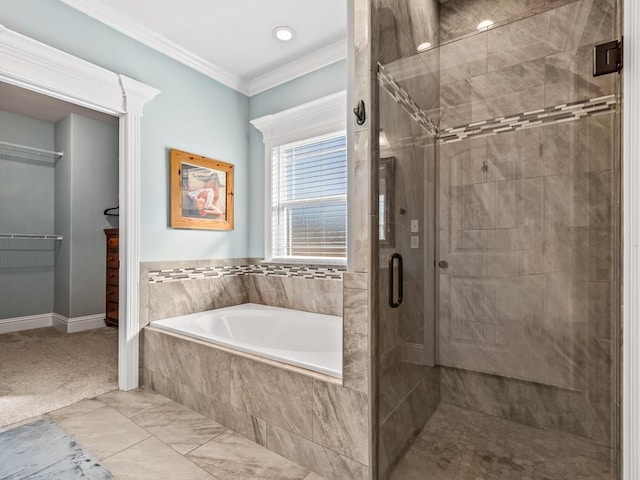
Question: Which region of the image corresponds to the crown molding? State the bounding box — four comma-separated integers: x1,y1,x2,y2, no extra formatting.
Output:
59,0,250,95
247,40,347,96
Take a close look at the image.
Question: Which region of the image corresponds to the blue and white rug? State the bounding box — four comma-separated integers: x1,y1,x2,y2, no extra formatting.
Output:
0,419,113,479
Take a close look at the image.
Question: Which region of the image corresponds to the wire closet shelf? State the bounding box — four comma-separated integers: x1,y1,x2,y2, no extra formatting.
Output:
0,234,63,240
0,140,63,159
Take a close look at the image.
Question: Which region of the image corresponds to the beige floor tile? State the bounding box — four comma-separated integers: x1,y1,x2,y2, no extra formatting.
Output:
188,430,310,480
130,401,226,454
103,436,214,480
47,400,150,460
96,387,172,418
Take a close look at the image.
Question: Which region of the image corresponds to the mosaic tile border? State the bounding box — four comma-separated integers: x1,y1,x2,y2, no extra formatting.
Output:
378,62,439,138
148,264,345,284
439,94,618,143
377,63,618,144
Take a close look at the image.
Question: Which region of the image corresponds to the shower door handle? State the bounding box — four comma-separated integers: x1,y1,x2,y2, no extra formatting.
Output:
388,253,403,309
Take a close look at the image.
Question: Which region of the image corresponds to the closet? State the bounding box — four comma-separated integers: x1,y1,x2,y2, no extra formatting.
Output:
0,81,119,334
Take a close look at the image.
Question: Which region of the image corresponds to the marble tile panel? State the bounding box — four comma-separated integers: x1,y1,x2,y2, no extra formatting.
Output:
47,400,150,460
469,59,545,122
102,437,214,480
265,424,368,480
587,170,614,228
244,274,294,309
96,387,172,418
352,130,371,273
312,381,368,464
439,79,473,128
229,356,313,439
586,281,613,339
292,278,343,316
440,0,545,43
130,401,226,454
139,266,150,327
142,329,231,403
439,33,488,86
440,366,613,445
303,473,328,480
588,227,613,281
441,137,487,187
378,347,407,423
343,287,369,393
486,128,541,182
188,430,309,480
343,272,368,290
462,182,496,230
543,222,577,273
378,374,440,478
541,121,576,176
544,47,615,107
142,368,267,446
577,112,617,174
148,275,247,322
544,174,573,225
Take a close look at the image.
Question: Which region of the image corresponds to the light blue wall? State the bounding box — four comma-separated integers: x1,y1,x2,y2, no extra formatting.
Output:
0,0,250,261
247,60,347,257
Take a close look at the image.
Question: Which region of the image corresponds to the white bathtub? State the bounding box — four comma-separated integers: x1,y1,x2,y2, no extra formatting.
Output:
151,303,343,378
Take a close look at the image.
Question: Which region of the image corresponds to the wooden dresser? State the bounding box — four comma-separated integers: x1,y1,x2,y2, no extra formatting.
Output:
104,228,119,327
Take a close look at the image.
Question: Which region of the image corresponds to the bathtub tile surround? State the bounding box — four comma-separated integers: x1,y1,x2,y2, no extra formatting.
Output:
140,259,344,325
142,327,369,480
229,356,314,438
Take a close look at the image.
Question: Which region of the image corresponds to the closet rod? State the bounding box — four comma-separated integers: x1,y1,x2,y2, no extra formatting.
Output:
0,140,63,158
0,233,63,240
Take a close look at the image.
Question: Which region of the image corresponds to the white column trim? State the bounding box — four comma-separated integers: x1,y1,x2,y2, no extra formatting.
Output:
623,0,640,477
0,25,160,391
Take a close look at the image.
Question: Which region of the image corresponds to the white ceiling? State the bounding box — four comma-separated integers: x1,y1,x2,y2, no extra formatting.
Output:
59,0,347,96
0,82,117,124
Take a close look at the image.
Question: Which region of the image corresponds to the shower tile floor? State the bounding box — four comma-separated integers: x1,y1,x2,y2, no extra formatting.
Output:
390,404,614,480
1,388,324,480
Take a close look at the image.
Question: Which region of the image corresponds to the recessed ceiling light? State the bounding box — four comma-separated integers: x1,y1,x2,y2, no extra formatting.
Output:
417,42,432,52
273,26,296,42
477,19,494,30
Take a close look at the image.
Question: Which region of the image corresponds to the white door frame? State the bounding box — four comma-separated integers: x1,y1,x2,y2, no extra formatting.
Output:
0,25,159,391
623,1,640,478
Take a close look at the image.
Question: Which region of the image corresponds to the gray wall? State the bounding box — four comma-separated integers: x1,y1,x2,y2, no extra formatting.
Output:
0,110,55,319
248,60,348,258
54,114,119,318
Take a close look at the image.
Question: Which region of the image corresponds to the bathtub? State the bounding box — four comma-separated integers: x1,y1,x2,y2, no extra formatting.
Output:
151,303,343,378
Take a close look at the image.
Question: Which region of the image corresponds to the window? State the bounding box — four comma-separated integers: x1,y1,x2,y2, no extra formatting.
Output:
251,91,347,264
271,131,347,262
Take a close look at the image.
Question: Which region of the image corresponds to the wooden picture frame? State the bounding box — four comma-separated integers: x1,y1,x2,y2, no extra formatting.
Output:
170,149,234,230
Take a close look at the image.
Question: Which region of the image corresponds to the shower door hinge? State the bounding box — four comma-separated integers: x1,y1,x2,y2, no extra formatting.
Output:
594,38,623,76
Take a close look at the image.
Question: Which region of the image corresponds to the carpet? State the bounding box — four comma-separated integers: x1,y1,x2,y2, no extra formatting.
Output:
0,418,113,479
0,327,118,428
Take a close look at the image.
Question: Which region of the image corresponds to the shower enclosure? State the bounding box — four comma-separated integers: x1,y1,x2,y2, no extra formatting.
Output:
369,0,621,478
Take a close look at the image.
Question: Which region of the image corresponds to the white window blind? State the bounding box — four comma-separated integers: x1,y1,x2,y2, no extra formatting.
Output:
271,130,347,262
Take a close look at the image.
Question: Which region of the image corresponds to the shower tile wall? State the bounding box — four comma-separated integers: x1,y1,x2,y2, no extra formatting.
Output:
436,0,618,449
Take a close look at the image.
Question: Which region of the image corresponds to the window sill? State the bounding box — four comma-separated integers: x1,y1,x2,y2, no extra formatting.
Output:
261,259,347,270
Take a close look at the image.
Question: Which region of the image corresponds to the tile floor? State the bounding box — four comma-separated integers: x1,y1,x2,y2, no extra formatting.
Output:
390,404,615,480
2,388,324,480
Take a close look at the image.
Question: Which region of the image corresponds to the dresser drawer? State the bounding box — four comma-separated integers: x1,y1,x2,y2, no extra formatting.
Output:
107,236,119,250
106,285,119,303
107,268,119,286
106,302,119,320
107,253,119,269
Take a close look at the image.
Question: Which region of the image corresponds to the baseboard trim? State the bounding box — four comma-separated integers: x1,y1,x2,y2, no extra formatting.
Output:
0,313,53,334
52,313,107,333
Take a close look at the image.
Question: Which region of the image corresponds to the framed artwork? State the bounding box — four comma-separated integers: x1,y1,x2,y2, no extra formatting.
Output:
170,149,234,230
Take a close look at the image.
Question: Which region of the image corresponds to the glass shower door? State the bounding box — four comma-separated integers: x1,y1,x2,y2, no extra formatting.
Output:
373,0,621,479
